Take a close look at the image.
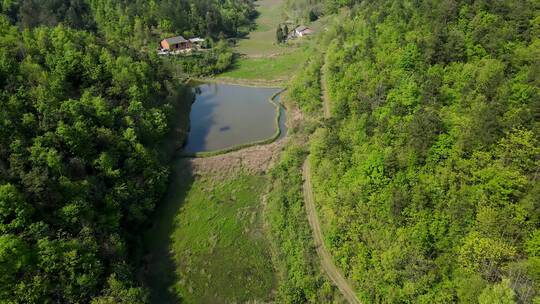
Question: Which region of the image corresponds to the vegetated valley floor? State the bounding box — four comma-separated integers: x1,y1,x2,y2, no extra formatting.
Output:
171,172,275,302
142,0,344,302
143,141,287,303
143,0,294,302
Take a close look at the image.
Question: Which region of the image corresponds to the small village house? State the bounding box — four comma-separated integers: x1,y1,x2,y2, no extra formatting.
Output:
294,26,314,37
160,35,192,51
189,37,205,50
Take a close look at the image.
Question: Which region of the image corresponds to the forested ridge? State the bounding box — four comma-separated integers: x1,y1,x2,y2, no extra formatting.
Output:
0,18,177,304
0,0,255,302
300,0,540,302
1,0,255,42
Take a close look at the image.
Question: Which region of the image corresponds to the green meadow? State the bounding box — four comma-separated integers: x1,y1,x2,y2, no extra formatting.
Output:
169,173,276,303
235,0,287,56
218,0,315,82
219,50,308,82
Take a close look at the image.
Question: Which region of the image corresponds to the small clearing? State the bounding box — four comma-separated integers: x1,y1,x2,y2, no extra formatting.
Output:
170,173,276,303
235,0,289,57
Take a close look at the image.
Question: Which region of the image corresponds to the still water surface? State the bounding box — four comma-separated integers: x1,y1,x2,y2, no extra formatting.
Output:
184,83,285,153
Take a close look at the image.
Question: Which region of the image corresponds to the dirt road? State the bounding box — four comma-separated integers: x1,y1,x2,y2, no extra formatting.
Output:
303,161,361,304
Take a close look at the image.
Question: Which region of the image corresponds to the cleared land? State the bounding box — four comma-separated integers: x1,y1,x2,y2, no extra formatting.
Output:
219,50,307,82
144,159,277,303
217,0,309,83
170,173,276,303
235,0,290,57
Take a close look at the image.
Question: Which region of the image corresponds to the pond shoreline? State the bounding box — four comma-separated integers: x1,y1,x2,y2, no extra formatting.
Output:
190,76,285,88
180,86,287,158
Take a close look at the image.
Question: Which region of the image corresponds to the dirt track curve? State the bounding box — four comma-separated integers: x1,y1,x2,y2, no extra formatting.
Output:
302,161,361,304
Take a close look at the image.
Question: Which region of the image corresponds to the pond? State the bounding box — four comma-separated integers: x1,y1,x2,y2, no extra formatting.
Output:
183,82,286,153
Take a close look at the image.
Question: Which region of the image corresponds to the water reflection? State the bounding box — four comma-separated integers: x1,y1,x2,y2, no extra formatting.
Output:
183,83,282,153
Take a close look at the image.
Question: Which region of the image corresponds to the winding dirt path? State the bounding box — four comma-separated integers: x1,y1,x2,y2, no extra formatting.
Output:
302,53,360,303
303,161,361,304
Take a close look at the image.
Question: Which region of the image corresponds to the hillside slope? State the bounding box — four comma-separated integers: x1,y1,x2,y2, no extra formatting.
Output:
306,0,540,302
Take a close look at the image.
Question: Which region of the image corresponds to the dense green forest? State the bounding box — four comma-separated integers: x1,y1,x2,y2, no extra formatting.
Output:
0,0,256,302
0,17,179,303
1,0,256,41
0,0,253,76
302,0,540,302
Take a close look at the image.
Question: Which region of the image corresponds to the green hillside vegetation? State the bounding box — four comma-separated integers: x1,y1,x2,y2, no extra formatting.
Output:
267,143,340,302
0,17,186,302
1,0,256,42
1,0,539,303
0,0,258,77
302,0,540,302
288,54,324,114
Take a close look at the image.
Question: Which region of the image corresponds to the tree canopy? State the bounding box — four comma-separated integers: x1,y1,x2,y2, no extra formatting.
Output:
300,0,540,302
0,8,192,302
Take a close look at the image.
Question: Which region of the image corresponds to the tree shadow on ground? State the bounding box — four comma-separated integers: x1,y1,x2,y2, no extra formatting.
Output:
142,157,195,304
138,84,195,303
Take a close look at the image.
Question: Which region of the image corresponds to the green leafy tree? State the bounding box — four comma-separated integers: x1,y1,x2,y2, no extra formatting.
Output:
478,279,516,304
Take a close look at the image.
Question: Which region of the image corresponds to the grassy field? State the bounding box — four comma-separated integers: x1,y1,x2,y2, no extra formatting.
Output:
218,0,311,82
219,49,308,82
235,0,287,56
168,172,276,303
